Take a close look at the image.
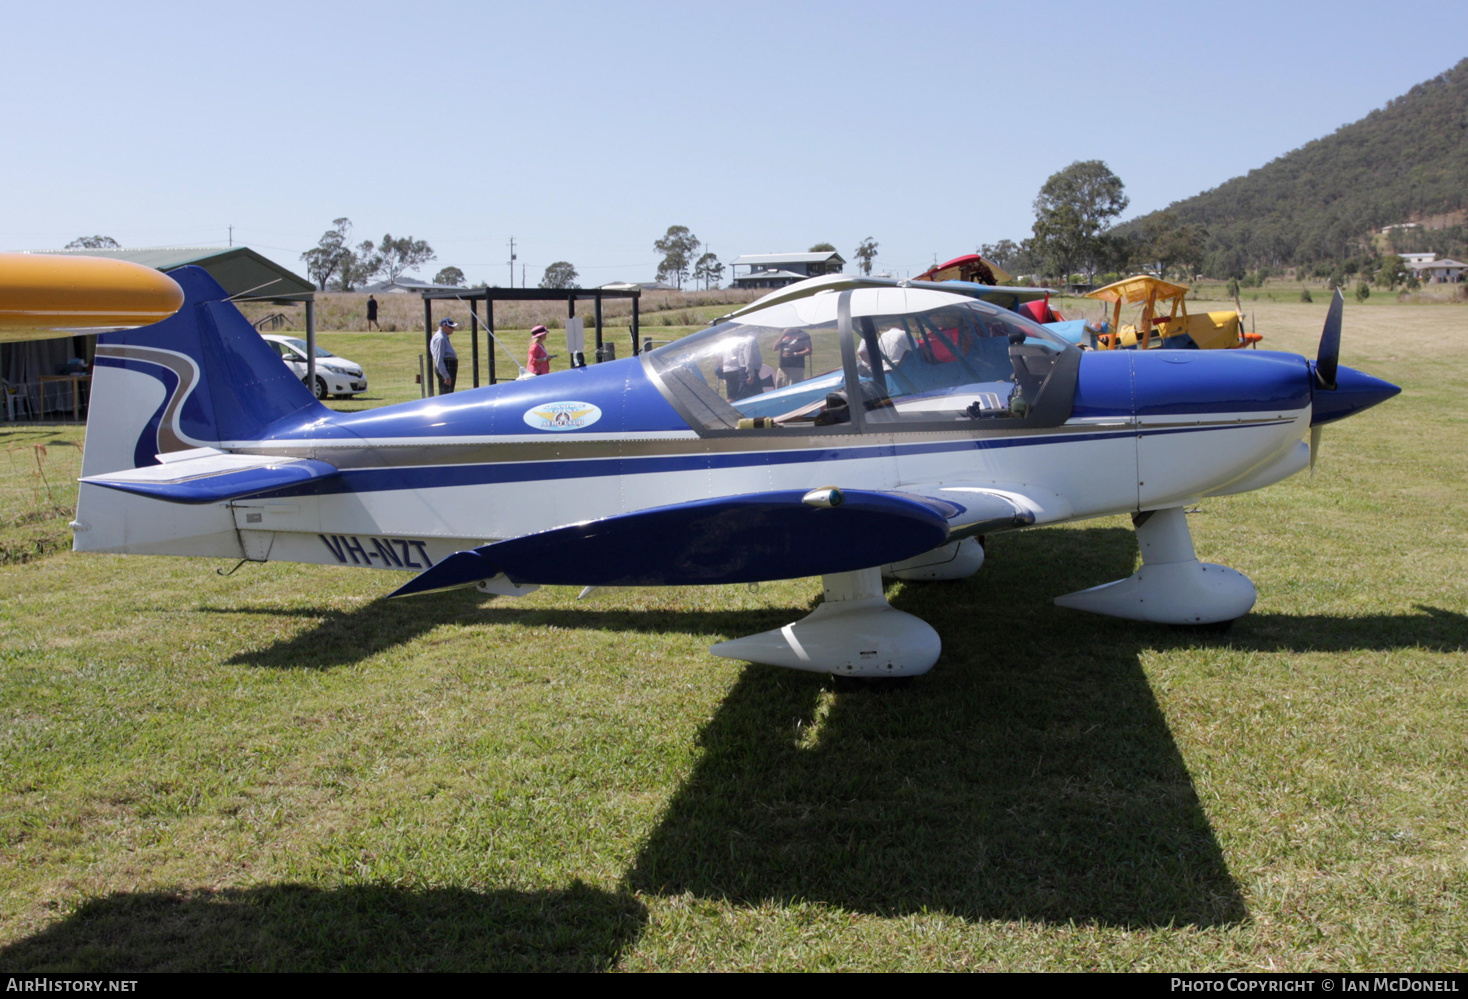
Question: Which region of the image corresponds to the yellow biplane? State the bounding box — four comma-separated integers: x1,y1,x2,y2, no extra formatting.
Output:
1086,275,1261,350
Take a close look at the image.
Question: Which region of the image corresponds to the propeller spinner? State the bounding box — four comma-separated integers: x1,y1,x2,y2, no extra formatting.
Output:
1307,288,1400,470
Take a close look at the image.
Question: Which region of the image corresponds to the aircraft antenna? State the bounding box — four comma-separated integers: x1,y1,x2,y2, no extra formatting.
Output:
224,277,283,302
457,296,527,376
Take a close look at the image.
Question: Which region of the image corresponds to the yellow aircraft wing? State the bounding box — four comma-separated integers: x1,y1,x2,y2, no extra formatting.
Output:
0,253,184,342
1084,274,1191,305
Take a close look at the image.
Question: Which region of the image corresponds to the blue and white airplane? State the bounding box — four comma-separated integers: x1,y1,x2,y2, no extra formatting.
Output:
71,267,1398,677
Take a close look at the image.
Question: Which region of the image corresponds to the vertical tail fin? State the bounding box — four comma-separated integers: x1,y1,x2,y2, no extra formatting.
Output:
81,265,325,478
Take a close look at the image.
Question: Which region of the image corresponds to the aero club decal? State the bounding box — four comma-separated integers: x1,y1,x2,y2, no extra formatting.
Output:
523,401,602,432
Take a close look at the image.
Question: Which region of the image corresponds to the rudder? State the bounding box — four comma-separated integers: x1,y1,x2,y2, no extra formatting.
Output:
81,265,324,478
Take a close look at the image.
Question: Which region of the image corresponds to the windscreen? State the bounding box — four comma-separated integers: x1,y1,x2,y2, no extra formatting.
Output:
277,337,337,358
645,289,1075,432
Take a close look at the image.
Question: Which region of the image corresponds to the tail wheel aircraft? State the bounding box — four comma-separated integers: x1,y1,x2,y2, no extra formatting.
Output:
45,266,1396,679
1086,274,1263,351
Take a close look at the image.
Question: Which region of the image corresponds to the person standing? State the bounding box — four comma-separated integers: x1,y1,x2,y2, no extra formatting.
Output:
717,331,763,400
527,325,555,375
431,317,458,393
366,294,380,331
774,327,811,383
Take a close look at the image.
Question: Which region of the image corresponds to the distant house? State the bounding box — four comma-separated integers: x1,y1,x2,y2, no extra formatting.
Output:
365,276,462,294
1401,252,1437,265
730,251,845,290
599,280,678,291
1408,257,1466,283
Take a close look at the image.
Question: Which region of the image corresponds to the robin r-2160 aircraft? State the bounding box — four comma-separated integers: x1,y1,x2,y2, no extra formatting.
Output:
39,261,1398,678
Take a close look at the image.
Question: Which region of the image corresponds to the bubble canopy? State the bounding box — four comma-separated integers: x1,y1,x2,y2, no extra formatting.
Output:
643,287,1079,434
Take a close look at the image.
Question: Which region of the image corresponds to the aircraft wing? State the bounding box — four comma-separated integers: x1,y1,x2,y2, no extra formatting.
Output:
391,483,1053,598
392,488,962,596
81,447,339,503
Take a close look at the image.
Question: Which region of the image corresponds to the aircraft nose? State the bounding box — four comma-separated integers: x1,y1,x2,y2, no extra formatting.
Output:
1310,364,1401,426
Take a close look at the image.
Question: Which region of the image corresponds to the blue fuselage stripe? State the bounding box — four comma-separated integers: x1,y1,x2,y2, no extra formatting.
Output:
266,418,1297,498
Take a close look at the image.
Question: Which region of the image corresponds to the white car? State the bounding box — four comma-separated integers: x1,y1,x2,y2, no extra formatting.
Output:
262,335,368,399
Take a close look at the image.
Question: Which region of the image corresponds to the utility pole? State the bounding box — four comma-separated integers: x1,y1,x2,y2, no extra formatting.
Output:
508,237,516,287
228,225,234,247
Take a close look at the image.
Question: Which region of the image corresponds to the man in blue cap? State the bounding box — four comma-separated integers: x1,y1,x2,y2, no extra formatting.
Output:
431,317,459,393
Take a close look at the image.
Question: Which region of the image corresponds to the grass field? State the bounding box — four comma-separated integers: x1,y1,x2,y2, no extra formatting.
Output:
0,300,1464,971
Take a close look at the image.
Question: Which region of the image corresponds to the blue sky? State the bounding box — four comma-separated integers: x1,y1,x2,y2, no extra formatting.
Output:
4,0,1464,284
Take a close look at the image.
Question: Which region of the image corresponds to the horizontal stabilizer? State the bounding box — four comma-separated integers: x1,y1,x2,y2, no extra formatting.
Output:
82,448,339,503
391,488,956,596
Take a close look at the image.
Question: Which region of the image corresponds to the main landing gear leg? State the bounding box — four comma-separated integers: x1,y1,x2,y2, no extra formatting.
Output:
709,567,941,677
1053,507,1256,625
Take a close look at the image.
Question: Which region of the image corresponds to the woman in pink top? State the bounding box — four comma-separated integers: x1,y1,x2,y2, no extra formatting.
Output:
527,325,553,375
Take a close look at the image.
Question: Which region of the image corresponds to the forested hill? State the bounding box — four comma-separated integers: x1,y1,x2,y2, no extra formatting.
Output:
1127,58,1468,272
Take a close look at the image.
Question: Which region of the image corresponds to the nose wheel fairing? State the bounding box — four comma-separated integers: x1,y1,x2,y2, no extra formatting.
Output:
710,567,941,677
1053,507,1256,625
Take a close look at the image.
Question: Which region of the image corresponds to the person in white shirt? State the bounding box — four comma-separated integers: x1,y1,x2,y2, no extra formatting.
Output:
717,332,763,400
431,317,459,393
857,326,913,371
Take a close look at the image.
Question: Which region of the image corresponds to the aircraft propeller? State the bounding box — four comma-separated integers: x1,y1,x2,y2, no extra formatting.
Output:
1315,288,1344,390
1310,289,1345,472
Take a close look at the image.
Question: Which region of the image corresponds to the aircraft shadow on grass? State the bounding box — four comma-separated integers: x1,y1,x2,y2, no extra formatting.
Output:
619,525,1465,930
198,591,802,671
198,522,1465,671
618,526,1242,928
182,525,1459,930
0,882,646,973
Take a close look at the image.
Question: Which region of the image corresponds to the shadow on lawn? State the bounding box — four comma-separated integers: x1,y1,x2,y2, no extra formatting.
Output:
625,526,1462,928
176,525,1454,932
206,589,491,670
629,525,1240,929
208,590,804,671
205,521,1463,672
0,881,646,972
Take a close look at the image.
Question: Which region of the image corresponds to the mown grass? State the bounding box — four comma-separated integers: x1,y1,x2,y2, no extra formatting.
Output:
0,301,1464,971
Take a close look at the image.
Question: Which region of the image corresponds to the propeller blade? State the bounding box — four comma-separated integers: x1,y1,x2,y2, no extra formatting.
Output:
1316,289,1344,390
1310,424,1322,474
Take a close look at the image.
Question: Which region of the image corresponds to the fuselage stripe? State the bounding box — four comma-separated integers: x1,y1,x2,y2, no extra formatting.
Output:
255,417,1300,498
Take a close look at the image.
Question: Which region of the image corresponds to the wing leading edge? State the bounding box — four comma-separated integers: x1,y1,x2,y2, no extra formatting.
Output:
391,485,1037,597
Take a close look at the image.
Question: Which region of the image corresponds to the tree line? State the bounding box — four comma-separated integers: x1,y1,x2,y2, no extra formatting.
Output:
301,219,439,291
